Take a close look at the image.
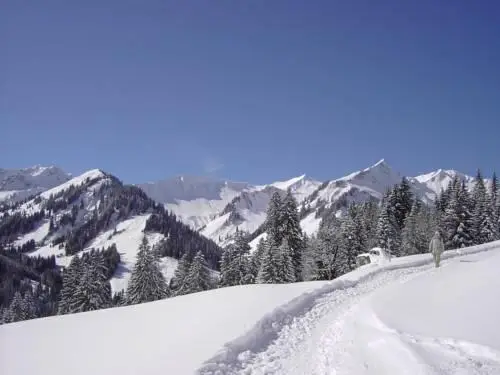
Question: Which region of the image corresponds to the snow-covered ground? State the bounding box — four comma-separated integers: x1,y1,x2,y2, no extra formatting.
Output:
26,215,172,293
2,240,500,375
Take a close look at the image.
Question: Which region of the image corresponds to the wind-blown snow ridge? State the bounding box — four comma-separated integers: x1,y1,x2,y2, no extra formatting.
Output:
198,240,500,374
40,169,105,199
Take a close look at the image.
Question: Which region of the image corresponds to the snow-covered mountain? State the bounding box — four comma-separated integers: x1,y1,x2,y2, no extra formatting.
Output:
0,169,222,293
137,176,251,230
0,165,71,203
2,161,482,254
137,160,481,246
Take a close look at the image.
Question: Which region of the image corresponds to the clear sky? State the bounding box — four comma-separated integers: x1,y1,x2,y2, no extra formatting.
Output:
2,0,499,184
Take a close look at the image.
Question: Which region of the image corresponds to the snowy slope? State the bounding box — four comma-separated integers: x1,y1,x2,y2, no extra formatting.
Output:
138,176,250,230
199,176,321,246
140,174,320,245
2,240,499,375
0,165,71,202
2,169,222,294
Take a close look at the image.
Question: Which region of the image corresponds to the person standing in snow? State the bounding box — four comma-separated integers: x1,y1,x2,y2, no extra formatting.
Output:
429,231,444,267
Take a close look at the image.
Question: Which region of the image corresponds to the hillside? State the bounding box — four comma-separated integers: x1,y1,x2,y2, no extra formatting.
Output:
2,240,499,375
0,169,222,298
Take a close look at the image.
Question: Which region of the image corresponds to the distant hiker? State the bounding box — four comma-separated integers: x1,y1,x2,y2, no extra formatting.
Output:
429,231,444,267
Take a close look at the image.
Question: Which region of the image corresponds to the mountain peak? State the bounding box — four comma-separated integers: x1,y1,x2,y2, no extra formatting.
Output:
373,158,387,167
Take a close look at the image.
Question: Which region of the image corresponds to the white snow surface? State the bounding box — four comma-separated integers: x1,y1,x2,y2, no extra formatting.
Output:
3,240,500,375
0,165,71,202
39,169,104,199
14,220,50,246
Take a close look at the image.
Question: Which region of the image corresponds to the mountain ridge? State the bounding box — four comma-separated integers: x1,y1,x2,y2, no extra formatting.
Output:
2,161,488,247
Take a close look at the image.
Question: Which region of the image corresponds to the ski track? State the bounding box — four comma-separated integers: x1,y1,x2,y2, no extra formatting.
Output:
199,261,500,375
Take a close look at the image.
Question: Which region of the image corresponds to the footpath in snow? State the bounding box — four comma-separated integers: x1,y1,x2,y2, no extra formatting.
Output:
200,241,500,375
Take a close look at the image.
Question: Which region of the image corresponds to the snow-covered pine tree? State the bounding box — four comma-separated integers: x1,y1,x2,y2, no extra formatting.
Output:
491,172,500,234
72,257,112,312
4,291,24,323
443,181,474,249
392,177,414,231
338,204,366,270
234,229,253,284
58,255,83,314
220,229,252,287
401,200,420,256
266,192,284,247
171,253,192,296
301,234,319,281
127,236,168,305
477,193,498,243
314,216,343,280
277,238,296,283
471,169,488,244
491,172,498,206
183,251,212,294
257,239,281,283
219,245,235,287
21,288,38,320
359,200,380,249
249,236,266,281
281,190,305,281
376,195,400,256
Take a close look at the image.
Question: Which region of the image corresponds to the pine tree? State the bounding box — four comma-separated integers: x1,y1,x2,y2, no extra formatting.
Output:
376,197,400,255
171,253,192,296
359,200,380,249
249,237,266,281
401,200,420,256
21,288,38,320
443,181,473,249
257,239,281,283
491,172,498,205
220,230,252,287
471,169,488,243
281,191,304,281
277,238,296,283
266,192,284,247
184,251,212,294
4,291,24,323
392,178,414,231
313,217,343,280
301,234,318,281
478,197,498,243
338,204,366,271
127,236,168,305
72,258,112,312
58,256,82,315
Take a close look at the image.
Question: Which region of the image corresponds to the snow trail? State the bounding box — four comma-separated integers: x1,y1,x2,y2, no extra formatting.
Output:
199,248,500,375
199,265,433,374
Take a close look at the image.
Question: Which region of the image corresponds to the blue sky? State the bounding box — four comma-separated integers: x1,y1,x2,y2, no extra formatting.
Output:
2,0,499,184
